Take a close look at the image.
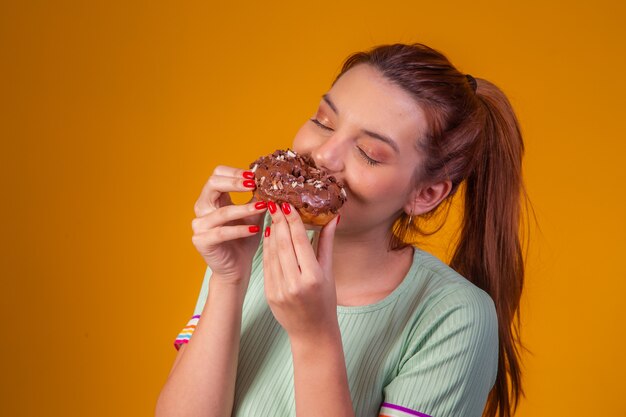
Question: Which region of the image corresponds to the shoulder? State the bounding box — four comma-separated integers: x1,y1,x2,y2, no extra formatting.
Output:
410,248,496,317
382,249,500,415
401,248,498,360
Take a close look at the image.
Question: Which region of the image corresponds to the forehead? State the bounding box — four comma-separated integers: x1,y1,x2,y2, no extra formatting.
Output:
327,64,428,150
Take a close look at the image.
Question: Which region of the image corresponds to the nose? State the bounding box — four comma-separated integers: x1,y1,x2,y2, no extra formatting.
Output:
312,134,346,174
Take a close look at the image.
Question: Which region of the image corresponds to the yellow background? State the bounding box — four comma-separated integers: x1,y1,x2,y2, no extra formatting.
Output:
1,0,625,416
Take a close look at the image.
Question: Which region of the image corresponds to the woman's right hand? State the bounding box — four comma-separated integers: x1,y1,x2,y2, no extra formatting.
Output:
191,165,267,284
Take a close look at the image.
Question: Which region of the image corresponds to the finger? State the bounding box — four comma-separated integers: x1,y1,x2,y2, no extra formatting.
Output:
317,214,339,277
269,203,302,280
213,165,256,178
278,203,319,273
195,172,257,217
262,223,283,300
199,173,256,206
262,225,272,291
192,224,261,249
191,201,267,233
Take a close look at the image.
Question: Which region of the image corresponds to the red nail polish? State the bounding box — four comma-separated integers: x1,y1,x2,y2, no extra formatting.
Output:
243,179,256,188
264,226,271,237
268,201,277,214
242,171,254,179
249,225,260,233
254,201,267,210
281,202,291,215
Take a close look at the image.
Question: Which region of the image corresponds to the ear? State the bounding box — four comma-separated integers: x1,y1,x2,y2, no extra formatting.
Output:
404,180,453,216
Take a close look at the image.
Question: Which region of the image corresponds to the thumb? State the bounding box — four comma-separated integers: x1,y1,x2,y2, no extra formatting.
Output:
316,214,339,276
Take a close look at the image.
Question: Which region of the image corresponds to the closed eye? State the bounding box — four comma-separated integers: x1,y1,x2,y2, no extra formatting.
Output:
357,147,380,166
310,118,334,131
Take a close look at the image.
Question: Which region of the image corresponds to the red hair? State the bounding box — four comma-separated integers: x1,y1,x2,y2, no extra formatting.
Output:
336,43,528,417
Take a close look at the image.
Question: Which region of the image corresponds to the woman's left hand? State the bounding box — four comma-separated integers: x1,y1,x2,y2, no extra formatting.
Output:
262,201,340,340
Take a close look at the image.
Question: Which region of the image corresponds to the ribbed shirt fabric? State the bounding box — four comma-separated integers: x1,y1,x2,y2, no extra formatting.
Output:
174,239,498,417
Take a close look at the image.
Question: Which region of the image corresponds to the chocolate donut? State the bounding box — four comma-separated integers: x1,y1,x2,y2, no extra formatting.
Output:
249,149,347,226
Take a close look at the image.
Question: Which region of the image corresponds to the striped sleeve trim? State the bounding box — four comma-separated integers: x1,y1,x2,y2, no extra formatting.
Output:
173,314,201,351
379,403,432,417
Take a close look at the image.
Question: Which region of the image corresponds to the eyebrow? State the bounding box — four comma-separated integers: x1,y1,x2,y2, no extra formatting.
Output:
362,129,400,153
322,94,400,154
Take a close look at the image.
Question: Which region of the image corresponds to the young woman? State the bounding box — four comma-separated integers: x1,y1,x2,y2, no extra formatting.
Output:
156,43,526,417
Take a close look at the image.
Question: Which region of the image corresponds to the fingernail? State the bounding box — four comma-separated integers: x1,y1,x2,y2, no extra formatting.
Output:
243,179,256,188
268,201,277,214
281,202,291,215
254,201,267,210
264,226,271,237
249,225,260,233
242,171,254,179
337,214,341,225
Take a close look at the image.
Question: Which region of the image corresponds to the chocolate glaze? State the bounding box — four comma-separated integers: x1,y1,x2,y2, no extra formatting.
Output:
249,149,347,215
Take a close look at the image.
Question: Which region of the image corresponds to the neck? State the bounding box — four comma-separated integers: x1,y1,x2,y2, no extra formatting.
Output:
330,224,411,286
327,225,414,306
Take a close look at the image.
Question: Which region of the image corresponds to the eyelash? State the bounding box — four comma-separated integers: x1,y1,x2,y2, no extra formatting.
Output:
310,118,333,131
309,118,381,166
357,147,380,166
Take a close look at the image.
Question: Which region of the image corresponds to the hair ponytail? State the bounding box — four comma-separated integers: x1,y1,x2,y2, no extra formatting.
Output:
336,43,530,417
449,79,526,417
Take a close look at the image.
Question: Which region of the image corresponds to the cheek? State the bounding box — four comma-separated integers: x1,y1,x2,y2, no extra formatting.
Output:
346,168,409,206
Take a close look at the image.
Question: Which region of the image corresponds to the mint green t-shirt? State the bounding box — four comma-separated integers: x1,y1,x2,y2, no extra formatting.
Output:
174,241,498,417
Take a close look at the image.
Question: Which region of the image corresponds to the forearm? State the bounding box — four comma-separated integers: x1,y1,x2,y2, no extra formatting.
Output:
290,325,355,417
156,276,247,417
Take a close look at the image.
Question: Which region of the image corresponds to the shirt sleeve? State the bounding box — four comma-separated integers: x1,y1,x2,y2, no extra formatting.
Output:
173,265,212,351
379,287,499,417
